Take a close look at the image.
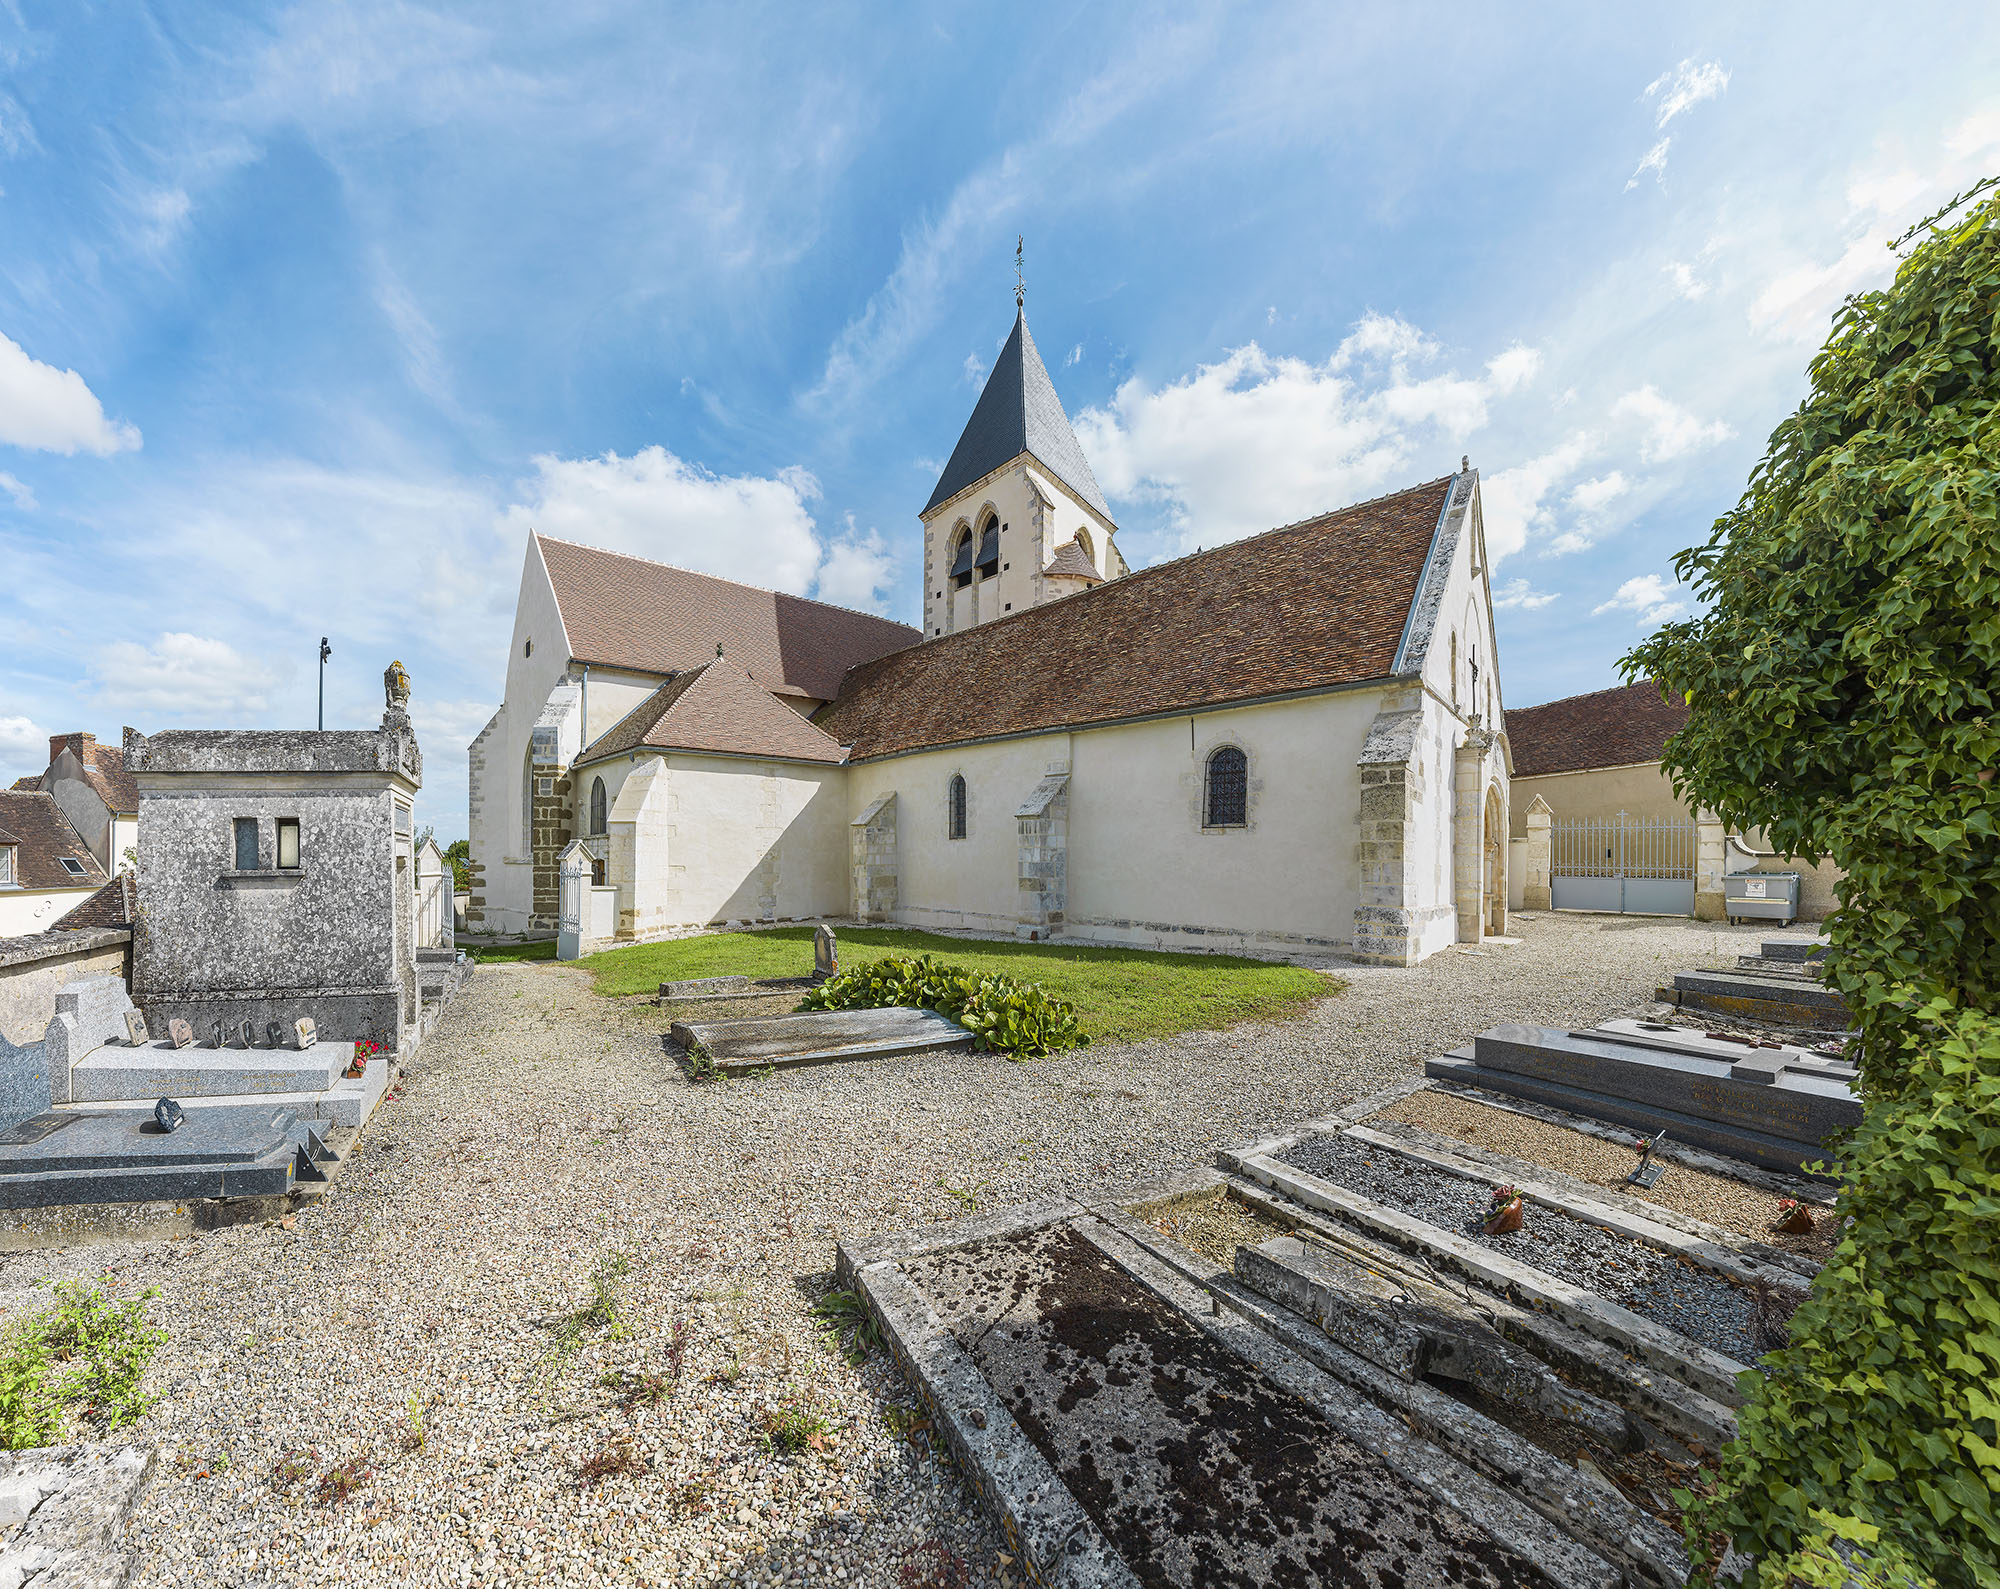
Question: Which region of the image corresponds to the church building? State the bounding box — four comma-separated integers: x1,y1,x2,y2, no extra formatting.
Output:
466,304,1512,965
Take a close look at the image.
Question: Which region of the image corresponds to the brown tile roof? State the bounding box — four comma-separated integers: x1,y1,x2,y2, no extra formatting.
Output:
35,733,139,813
578,657,847,768
1043,541,1102,582
7,777,38,792
0,792,107,891
52,873,136,931
535,536,921,703
816,477,1453,760
1506,680,1689,777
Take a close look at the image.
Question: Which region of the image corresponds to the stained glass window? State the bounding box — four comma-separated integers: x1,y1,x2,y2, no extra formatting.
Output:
1205,747,1247,827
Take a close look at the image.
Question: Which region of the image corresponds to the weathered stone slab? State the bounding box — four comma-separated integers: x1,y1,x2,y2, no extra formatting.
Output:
670,1006,971,1071
0,1442,154,1589
657,974,813,1004
1759,939,1826,963
1469,1024,1859,1149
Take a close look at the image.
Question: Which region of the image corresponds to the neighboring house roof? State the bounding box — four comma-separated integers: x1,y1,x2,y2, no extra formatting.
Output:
7,777,37,792
535,535,920,703
51,873,137,931
578,657,848,768
0,792,108,891
1506,680,1689,777
817,477,1454,761
78,739,140,814
924,311,1112,521
1043,540,1103,582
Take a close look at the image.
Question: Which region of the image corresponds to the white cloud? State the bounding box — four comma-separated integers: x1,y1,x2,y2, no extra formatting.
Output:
0,333,142,456
413,697,501,754
813,522,897,614
0,472,34,510
92,633,292,719
1645,60,1729,127
1747,234,1888,345
1663,260,1708,300
1064,343,1082,368
0,715,41,762
1073,314,1534,553
1492,579,1559,612
1612,386,1731,463
501,446,828,594
1478,433,1594,562
1567,471,1629,516
961,351,984,385
1593,574,1687,626
1625,137,1672,191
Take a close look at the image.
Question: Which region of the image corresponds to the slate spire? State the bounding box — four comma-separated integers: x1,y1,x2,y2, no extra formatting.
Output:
923,310,1111,521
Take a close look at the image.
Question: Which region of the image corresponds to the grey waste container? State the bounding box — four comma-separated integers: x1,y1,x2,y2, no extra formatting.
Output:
1725,871,1800,925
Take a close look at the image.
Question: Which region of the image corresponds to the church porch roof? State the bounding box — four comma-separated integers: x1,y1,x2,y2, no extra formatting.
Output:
577,656,848,769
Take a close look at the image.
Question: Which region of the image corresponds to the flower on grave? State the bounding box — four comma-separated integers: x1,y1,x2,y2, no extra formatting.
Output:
1484,1184,1521,1218
1776,1197,1799,1214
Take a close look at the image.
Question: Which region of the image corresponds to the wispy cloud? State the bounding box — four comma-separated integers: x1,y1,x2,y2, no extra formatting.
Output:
1611,386,1731,463
1492,578,1559,612
92,633,292,719
0,472,34,510
1646,60,1729,127
1625,137,1673,191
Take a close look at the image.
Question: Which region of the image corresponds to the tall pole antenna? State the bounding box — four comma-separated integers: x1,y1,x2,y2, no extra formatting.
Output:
1015,235,1025,310
317,637,331,730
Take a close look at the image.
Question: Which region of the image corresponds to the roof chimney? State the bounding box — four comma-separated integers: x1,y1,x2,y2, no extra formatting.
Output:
48,732,92,767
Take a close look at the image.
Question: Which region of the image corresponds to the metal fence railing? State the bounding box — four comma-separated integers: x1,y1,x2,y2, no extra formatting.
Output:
1551,813,1695,880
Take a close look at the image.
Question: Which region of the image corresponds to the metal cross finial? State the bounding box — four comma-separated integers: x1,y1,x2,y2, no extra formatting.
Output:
1015,235,1025,309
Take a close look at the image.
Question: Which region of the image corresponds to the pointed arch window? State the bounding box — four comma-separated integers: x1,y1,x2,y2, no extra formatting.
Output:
949,526,976,588
1205,746,1248,828
975,516,1000,581
947,774,967,840
589,776,607,836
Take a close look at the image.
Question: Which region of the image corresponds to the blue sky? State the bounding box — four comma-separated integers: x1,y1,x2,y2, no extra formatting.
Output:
3,3,1997,840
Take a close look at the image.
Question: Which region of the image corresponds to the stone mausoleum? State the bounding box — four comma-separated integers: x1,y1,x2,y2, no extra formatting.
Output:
127,661,426,1053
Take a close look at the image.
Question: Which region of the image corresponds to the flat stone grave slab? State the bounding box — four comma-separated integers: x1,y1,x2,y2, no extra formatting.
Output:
66,1040,348,1104
1669,968,1848,1028
850,1207,1610,1588
658,974,815,1005
669,1006,971,1072
1430,1023,1859,1175
0,1106,327,1208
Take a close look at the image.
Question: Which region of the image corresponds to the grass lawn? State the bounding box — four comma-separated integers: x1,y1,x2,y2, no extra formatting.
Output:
466,939,557,964
568,927,1341,1045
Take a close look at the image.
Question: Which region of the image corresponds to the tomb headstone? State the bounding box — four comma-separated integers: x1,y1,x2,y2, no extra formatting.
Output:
266,1021,284,1049
153,1098,184,1134
168,1019,194,1050
236,1020,255,1049
210,1019,226,1049
293,1018,317,1050
814,925,838,982
123,1012,149,1047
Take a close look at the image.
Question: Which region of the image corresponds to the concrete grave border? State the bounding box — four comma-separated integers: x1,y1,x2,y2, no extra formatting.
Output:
1221,1147,1753,1405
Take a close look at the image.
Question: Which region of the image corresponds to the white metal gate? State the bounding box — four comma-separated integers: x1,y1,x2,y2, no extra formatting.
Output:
1551,813,1696,915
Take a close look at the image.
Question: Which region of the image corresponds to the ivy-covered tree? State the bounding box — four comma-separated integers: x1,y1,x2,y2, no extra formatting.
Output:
1625,180,1999,1587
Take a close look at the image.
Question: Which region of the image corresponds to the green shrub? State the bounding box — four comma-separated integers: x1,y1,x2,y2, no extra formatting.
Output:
0,1280,165,1449
797,954,1089,1057
1628,178,2000,1586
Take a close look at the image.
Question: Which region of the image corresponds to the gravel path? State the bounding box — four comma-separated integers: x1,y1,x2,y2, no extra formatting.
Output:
0,911,1771,1588
1276,1131,1764,1364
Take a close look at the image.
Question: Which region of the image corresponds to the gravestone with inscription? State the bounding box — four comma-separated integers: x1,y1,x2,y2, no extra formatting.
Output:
813,925,838,983
293,1018,317,1050
123,1012,149,1047
1427,1020,1861,1176
168,1019,194,1050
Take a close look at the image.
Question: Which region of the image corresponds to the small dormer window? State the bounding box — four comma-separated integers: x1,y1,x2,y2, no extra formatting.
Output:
60,856,88,879
0,847,13,886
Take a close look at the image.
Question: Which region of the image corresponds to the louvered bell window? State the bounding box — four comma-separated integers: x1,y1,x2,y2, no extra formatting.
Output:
1205,747,1248,827
949,531,976,588
975,520,1000,579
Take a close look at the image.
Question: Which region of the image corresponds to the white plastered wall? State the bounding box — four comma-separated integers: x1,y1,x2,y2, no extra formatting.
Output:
589,751,847,938
0,886,98,937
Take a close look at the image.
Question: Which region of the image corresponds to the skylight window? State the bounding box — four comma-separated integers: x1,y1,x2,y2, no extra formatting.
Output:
59,857,88,878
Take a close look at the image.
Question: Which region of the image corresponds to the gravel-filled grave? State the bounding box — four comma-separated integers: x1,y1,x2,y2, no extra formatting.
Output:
0,910,1775,1588
1277,1131,1767,1365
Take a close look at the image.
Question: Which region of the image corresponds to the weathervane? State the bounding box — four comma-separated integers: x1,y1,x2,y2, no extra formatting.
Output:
1015,235,1025,309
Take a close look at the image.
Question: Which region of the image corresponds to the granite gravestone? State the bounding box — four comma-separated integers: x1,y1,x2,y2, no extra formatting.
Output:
1428,1022,1860,1176
123,1012,149,1047
168,1019,194,1050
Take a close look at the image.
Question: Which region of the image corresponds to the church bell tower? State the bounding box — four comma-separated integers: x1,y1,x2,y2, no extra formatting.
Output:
920,281,1124,639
